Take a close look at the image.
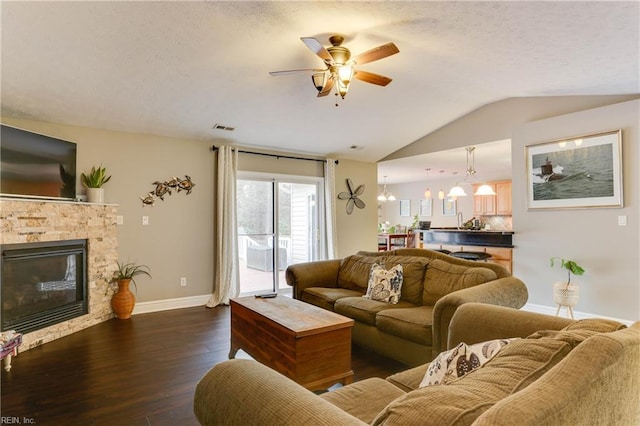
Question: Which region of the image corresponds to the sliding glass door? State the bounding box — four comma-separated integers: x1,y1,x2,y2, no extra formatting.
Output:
236,174,323,295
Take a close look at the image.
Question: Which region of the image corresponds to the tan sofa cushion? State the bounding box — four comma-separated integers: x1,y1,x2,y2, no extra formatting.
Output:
376,306,434,345
301,288,364,311
338,254,380,291
380,255,430,305
372,337,573,425
373,319,625,425
334,297,415,326
338,254,430,306
386,364,430,393
319,377,406,424
422,259,498,305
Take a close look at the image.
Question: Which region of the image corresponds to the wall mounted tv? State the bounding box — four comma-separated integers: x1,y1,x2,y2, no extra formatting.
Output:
1,124,77,200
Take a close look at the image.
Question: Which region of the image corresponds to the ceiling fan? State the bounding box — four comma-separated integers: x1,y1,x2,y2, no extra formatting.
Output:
269,35,399,105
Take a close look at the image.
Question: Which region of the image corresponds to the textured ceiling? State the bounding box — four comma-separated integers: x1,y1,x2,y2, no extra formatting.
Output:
2,1,639,180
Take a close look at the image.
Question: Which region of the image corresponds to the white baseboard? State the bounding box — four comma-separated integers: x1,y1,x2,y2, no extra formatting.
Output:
523,303,634,326
132,294,212,315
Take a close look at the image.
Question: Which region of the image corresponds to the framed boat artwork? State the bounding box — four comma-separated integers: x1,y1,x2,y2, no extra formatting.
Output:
526,129,623,210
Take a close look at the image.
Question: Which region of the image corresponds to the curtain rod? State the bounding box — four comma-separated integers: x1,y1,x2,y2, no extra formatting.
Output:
211,145,338,164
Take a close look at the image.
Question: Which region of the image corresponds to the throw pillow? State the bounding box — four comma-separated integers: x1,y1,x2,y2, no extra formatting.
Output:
363,263,403,304
420,338,514,387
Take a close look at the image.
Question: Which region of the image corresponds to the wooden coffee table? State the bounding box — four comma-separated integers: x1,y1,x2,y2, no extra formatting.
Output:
229,295,354,391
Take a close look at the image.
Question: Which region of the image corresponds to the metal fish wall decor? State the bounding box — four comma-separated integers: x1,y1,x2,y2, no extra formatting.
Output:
141,175,196,207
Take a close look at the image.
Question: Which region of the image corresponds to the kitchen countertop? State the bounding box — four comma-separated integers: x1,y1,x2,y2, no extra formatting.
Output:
419,228,514,248
424,227,514,235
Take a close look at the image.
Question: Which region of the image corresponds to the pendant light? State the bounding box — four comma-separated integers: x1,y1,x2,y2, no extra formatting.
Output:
474,184,496,196
468,146,497,196
424,168,432,199
377,176,396,202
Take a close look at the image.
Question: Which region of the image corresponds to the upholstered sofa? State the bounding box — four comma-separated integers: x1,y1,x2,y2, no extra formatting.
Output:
194,303,640,425
285,248,528,366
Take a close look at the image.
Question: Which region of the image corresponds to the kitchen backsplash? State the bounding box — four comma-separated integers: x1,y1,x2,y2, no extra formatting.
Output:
482,215,512,231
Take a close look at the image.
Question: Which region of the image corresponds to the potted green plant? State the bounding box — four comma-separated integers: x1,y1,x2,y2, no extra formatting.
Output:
550,257,585,317
110,261,151,319
81,165,111,203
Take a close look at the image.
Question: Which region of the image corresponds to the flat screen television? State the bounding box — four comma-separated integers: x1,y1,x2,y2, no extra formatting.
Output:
1,124,77,200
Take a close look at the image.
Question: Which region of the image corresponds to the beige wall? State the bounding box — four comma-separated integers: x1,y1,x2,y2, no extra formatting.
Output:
2,117,216,303
377,96,639,321
512,99,639,321
379,179,475,229
334,159,378,257
384,95,639,160
1,117,378,303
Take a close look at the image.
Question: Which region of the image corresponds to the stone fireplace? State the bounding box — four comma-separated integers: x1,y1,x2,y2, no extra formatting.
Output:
0,199,118,350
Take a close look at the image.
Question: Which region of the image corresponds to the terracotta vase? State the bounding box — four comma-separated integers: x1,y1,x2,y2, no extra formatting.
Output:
111,279,135,319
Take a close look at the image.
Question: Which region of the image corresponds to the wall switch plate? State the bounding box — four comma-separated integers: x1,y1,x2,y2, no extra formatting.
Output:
116,215,124,225
142,216,149,226
618,215,627,226
180,277,187,287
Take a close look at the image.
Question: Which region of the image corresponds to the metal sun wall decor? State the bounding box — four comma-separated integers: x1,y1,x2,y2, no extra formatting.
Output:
141,175,196,207
338,178,365,214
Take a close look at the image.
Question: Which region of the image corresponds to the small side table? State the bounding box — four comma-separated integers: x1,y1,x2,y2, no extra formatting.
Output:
1,331,23,372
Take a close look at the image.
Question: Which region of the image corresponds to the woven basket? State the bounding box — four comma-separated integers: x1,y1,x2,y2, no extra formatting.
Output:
553,281,579,307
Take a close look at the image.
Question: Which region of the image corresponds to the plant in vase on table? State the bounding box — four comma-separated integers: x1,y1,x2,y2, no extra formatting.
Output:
550,257,585,317
110,261,151,319
81,165,111,203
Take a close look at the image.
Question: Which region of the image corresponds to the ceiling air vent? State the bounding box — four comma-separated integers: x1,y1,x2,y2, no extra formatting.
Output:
213,124,235,131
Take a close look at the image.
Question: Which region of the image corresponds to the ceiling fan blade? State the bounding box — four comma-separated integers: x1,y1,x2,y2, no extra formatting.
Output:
301,37,334,65
354,42,399,65
317,76,334,97
269,68,319,76
354,70,392,86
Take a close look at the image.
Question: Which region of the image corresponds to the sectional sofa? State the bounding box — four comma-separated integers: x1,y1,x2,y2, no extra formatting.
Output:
285,248,528,365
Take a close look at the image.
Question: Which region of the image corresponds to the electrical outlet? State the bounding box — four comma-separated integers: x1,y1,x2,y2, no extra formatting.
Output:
142,216,149,226
618,215,627,226
180,277,187,287
116,215,124,225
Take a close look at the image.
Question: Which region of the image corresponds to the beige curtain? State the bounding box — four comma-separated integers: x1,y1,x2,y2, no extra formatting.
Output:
324,158,338,259
207,146,240,307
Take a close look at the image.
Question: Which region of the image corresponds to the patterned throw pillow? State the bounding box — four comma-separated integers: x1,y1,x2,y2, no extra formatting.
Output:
363,263,403,304
419,338,515,387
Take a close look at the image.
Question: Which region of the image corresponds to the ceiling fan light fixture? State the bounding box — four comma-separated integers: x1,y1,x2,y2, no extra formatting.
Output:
311,72,327,91
474,184,496,196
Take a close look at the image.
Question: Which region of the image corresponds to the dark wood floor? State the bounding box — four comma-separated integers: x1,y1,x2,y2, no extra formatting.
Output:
1,305,407,425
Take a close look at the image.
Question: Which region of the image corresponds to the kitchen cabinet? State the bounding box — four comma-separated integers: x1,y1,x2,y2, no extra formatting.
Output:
473,180,511,216
495,181,512,215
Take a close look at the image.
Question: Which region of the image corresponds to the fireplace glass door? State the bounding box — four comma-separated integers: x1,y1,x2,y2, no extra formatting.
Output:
1,239,87,334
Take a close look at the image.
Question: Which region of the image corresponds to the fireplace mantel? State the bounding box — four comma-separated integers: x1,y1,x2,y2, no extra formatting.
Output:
0,198,118,350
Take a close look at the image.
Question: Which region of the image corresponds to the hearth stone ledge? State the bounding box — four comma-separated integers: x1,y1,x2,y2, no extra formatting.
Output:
0,198,119,351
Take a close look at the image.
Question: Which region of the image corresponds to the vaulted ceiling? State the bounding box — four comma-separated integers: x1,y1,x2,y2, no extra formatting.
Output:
2,2,638,173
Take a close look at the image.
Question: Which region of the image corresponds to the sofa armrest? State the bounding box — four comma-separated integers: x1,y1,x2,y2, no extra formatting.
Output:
447,303,574,348
194,359,366,426
431,277,528,356
286,259,341,300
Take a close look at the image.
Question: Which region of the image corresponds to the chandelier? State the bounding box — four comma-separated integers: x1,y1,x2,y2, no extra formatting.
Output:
377,176,396,202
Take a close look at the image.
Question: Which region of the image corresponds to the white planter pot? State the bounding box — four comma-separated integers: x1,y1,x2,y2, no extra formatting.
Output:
86,188,105,204
553,281,579,307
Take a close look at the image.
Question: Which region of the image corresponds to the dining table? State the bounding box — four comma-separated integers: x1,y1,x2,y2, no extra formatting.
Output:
377,233,409,251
